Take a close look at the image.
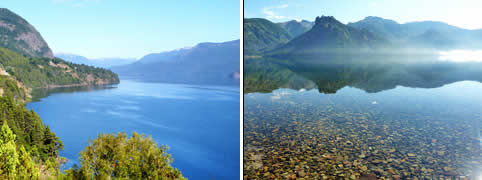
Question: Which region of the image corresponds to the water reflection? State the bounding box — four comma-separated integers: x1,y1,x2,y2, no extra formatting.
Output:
244,55,482,179
244,55,482,94
31,85,117,102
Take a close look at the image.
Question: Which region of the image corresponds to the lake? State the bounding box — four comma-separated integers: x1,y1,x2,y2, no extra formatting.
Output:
27,80,240,179
244,55,482,179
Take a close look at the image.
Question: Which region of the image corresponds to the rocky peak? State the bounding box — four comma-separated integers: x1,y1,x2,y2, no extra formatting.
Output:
314,16,343,27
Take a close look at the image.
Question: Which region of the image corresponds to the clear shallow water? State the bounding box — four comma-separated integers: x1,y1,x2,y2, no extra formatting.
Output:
244,56,482,179
27,80,240,179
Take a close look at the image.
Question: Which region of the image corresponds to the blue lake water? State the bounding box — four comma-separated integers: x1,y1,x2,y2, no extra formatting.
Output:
27,80,240,179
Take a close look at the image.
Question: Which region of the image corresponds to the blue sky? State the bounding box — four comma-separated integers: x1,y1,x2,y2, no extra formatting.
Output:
0,0,240,59
245,0,482,30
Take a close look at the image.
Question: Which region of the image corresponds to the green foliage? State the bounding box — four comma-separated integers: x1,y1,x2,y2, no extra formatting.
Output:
0,121,19,178
17,145,40,179
244,18,292,55
0,122,42,179
0,47,119,89
64,132,185,179
0,75,29,102
0,94,62,162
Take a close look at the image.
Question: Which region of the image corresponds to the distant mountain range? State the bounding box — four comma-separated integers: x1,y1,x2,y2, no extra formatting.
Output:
55,53,137,68
0,8,54,58
244,15,482,55
347,16,482,49
112,40,240,86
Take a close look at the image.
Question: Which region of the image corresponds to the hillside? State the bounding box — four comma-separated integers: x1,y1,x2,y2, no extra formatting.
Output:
0,47,119,89
277,20,314,38
113,40,240,86
271,16,388,55
0,8,53,58
244,18,292,55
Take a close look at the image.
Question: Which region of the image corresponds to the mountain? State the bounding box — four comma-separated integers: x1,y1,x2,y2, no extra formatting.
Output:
112,40,240,86
0,8,53,58
277,20,314,38
272,16,388,55
408,29,456,49
55,53,137,68
348,16,482,49
347,16,406,40
244,18,292,55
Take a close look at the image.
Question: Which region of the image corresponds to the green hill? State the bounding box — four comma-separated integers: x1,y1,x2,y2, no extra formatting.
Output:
244,18,292,55
0,8,53,58
0,47,119,89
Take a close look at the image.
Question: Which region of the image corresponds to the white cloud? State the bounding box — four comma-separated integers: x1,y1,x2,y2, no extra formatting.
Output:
263,4,289,20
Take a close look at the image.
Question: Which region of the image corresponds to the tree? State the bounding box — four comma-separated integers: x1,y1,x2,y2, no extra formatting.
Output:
76,132,185,179
17,145,39,179
0,121,19,179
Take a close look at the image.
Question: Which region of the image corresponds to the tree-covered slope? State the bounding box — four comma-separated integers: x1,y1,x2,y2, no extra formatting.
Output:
272,16,388,55
0,8,53,59
0,47,119,89
277,20,314,38
0,76,63,178
244,18,292,55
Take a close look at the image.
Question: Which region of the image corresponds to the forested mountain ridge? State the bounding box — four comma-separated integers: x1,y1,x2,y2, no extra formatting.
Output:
245,15,482,57
0,8,54,58
0,47,119,89
271,16,388,55
244,18,292,55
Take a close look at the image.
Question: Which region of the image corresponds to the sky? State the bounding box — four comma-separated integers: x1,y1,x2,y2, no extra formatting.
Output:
245,0,482,30
0,0,240,59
